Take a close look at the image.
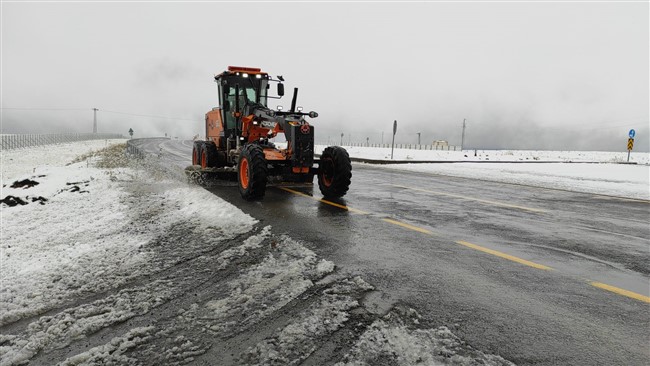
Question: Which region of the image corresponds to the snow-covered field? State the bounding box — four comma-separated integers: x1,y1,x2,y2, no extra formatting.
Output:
316,145,650,200
316,145,650,164
1,140,249,317
1,141,513,365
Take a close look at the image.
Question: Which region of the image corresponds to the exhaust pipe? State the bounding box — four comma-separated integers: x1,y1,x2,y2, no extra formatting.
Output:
290,87,298,113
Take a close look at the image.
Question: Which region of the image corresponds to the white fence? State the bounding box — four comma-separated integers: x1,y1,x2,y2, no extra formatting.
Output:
1,133,124,150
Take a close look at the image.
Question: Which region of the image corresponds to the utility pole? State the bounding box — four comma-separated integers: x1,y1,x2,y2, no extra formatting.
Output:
391,120,397,160
381,131,384,145
366,137,369,146
93,108,98,133
461,118,466,151
340,133,344,146
417,132,421,145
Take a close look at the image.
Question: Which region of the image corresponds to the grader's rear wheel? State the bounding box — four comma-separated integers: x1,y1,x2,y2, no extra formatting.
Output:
192,142,202,166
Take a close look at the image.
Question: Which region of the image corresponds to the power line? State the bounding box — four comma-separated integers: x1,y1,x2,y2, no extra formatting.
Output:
585,123,648,131
100,109,199,122
1,107,199,122
0,107,89,111
545,121,648,132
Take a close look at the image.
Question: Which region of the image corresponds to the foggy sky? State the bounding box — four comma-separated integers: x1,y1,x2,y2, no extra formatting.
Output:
2,1,648,151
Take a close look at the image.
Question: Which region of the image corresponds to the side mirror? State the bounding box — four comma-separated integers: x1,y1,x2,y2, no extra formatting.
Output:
223,100,230,111
277,83,285,97
223,85,230,95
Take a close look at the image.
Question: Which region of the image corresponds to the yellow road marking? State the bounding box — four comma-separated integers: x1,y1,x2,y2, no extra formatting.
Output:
381,218,434,235
590,282,650,303
279,187,369,214
591,195,650,204
281,186,648,304
456,240,553,270
392,184,546,213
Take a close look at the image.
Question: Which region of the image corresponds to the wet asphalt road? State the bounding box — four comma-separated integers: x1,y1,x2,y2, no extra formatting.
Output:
135,138,649,366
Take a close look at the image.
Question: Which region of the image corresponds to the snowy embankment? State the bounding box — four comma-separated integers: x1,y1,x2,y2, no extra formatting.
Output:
316,145,650,200
1,140,514,365
1,140,255,325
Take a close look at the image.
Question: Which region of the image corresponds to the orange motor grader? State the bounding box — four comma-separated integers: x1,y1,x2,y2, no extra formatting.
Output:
191,66,351,200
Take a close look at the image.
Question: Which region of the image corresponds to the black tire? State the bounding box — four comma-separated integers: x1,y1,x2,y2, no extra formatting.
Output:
238,144,268,200
192,141,202,166
318,146,351,198
201,141,219,168
199,142,209,168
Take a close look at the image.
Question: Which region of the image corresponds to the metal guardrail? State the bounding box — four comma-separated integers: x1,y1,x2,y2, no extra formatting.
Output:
316,142,460,151
1,133,124,150
126,137,171,159
125,139,146,159
126,138,155,159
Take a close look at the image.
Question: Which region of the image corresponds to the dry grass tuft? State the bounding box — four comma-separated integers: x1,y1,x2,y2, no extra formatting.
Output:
70,143,129,168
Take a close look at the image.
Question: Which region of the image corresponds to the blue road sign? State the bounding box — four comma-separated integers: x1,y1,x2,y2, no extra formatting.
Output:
629,129,636,138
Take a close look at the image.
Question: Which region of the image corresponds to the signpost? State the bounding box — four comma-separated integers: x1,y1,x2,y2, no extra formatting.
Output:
461,118,466,151
391,120,397,160
627,129,635,162
93,108,98,134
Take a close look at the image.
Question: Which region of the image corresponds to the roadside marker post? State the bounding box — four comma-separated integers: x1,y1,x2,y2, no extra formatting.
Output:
627,138,634,162
627,129,635,162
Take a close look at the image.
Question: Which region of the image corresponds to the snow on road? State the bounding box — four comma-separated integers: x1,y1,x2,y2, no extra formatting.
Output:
1,141,513,365
336,308,514,366
316,145,650,200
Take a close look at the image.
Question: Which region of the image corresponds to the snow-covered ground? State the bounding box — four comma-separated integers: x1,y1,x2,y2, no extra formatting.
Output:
316,145,650,200
1,141,254,325
1,141,513,365
316,145,650,164
2,140,129,183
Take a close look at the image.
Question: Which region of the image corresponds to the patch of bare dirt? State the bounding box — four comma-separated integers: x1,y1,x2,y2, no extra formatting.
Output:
10,179,40,189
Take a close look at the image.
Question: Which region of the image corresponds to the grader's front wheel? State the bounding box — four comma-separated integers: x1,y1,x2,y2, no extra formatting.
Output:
318,146,352,198
238,144,268,200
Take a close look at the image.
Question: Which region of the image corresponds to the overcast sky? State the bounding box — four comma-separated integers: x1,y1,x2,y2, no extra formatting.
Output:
2,1,648,151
